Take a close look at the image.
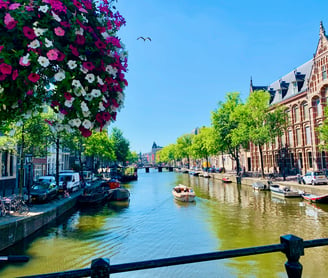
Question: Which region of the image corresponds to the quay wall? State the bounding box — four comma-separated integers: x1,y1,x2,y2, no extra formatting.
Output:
0,193,80,252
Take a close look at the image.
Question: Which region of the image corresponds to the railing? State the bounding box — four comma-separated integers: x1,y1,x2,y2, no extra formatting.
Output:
19,234,328,278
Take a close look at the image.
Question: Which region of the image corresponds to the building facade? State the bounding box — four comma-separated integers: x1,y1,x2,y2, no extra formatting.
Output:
248,22,328,175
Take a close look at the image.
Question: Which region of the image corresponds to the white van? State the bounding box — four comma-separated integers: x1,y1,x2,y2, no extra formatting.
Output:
59,172,80,192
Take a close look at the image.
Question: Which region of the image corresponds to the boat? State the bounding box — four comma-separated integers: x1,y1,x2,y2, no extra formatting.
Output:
301,193,328,203
222,177,232,183
100,179,130,201
270,184,302,198
252,181,269,191
172,184,196,202
78,182,110,206
108,186,130,201
203,172,210,178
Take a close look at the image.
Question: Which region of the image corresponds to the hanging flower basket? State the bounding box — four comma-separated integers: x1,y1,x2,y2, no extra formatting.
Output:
0,0,128,136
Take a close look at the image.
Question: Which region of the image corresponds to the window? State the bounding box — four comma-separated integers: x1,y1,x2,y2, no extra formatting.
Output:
315,98,322,117
293,106,299,122
322,65,327,80
288,130,293,147
281,133,286,146
303,103,309,120
305,126,312,145
296,129,301,146
308,152,313,168
298,153,303,169
1,151,8,177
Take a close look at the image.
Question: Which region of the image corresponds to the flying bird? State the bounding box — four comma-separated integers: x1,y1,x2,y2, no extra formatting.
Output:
137,36,151,41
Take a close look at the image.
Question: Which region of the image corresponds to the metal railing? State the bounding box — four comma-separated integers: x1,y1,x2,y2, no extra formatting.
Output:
19,234,328,278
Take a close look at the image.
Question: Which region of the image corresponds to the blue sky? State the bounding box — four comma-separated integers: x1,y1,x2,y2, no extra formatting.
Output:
111,0,328,154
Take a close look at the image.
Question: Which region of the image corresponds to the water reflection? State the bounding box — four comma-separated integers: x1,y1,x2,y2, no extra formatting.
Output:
1,171,328,277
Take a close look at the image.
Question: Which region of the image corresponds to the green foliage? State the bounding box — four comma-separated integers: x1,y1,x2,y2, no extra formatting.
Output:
109,127,130,164
84,131,115,162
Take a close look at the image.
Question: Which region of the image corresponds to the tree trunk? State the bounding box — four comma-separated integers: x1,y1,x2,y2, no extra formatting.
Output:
259,145,265,178
19,124,25,196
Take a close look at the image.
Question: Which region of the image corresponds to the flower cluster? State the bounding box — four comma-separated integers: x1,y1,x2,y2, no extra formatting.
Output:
0,0,128,136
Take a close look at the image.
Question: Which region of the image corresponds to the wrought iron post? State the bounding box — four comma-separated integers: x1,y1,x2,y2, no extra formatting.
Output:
91,258,110,278
280,234,304,278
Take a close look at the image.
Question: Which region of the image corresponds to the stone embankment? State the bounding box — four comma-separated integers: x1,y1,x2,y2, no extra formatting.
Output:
0,191,81,252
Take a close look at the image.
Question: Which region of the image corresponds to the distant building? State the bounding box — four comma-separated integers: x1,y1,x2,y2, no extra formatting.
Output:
141,142,163,165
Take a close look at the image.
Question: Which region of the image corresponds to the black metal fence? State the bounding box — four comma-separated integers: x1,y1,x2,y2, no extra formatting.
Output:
17,234,328,278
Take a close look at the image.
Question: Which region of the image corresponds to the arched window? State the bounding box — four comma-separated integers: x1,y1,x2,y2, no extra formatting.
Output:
302,102,308,120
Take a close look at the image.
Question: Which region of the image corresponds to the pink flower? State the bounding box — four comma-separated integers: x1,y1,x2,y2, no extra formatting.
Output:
82,0,92,10
75,35,85,45
96,113,103,123
56,50,66,61
23,26,36,40
12,69,18,80
0,46,3,53
0,63,12,75
79,126,92,137
28,73,40,83
0,1,8,9
69,45,79,56
6,20,17,30
82,61,94,71
26,90,33,96
64,92,72,100
9,3,20,10
54,27,65,36
112,99,119,108
72,0,82,9
60,21,70,28
95,40,106,49
103,112,111,121
4,13,14,25
47,49,58,60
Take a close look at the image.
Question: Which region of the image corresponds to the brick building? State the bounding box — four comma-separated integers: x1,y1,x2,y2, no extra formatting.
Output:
248,22,328,175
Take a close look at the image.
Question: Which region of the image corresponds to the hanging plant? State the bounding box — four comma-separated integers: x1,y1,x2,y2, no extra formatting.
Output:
0,0,128,136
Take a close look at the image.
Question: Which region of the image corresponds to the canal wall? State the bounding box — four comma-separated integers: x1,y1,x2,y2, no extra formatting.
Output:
0,192,80,252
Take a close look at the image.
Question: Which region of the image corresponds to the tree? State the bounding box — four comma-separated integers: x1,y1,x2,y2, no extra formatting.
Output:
190,126,219,170
241,90,286,178
211,92,246,175
109,127,130,165
84,131,115,171
176,134,194,167
157,144,176,166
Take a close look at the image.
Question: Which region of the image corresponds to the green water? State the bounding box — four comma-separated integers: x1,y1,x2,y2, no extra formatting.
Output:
1,169,327,277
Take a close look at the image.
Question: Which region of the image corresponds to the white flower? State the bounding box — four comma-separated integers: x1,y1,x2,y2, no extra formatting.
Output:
21,53,30,65
80,65,88,74
85,73,95,83
38,5,49,13
0,86,3,94
27,39,40,49
51,11,61,22
79,55,87,61
67,60,77,69
82,119,92,129
82,110,91,117
38,56,50,67
84,94,93,101
45,38,53,48
105,65,118,78
117,92,124,102
97,76,104,85
75,28,84,35
54,71,66,82
73,87,81,97
34,28,47,36
91,89,101,98
72,79,81,87
99,102,105,111
65,99,74,108
68,118,81,127
81,101,89,112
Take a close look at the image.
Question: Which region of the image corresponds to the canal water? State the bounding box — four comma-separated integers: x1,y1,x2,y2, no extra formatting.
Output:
1,169,328,277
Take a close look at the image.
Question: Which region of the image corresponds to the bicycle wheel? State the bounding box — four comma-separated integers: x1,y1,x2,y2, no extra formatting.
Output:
18,203,29,215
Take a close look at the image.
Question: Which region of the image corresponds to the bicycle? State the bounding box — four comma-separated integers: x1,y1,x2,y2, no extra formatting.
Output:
5,195,30,215
0,198,8,216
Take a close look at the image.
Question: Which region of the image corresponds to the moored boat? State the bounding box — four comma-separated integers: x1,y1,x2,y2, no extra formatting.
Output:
222,177,232,183
109,187,130,201
270,184,302,198
252,181,269,191
172,184,196,202
78,182,110,206
302,193,328,203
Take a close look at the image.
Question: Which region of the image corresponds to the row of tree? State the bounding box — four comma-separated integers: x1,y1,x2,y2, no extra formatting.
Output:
157,90,287,177
1,109,138,193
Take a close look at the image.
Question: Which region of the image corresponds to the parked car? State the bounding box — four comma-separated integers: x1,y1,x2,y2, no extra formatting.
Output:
302,171,328,185
38,175,56,184
30,181,59,203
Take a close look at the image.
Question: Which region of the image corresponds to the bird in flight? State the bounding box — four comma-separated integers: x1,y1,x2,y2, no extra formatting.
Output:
137,37,151,41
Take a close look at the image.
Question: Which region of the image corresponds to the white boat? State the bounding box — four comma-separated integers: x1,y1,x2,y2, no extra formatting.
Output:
270,184,302,198
172,184,196,202
252,181,269,191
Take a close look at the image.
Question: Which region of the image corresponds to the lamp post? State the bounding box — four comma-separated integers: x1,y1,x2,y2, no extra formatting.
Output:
25,154,33,204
